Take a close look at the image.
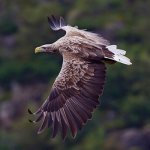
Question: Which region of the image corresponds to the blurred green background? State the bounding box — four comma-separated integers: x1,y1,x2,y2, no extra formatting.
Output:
0,0,150,150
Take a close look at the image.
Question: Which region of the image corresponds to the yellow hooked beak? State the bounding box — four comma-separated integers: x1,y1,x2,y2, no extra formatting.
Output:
35,47,42,54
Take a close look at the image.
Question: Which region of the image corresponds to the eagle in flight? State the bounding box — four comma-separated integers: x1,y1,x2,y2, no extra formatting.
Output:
28,15,132,140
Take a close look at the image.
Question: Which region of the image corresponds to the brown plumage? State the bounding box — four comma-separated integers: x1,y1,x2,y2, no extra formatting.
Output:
29,15,132,140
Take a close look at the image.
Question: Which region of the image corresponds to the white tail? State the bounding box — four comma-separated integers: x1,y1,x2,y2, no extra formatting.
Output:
106,45,132,65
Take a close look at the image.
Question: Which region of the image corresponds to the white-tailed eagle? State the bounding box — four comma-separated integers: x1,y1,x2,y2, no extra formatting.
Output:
28,15,132,140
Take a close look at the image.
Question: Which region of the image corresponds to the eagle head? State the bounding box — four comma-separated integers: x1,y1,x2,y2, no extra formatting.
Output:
35,44,56,54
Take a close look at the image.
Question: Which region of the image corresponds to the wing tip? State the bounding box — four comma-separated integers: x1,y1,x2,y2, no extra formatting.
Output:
28,108,34,114
37,130,43,134
47,15,66,31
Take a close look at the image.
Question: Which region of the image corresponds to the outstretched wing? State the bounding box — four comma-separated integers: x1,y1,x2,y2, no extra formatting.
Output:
29,58,106,139
47,15,109,45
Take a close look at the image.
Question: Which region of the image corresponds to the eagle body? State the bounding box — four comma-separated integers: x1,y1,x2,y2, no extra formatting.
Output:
29,16,132,140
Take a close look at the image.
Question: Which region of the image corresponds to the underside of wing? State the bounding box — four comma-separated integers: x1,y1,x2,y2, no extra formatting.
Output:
28,59,106,139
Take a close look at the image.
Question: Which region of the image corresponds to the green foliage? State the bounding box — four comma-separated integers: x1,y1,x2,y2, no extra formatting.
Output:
0,56,60,86
0,18,18,36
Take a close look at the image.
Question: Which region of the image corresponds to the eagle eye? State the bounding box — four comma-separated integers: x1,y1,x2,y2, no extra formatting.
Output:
42,46,46,49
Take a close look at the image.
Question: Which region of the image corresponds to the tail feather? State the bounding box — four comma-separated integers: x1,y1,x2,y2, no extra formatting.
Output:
105,45,132,65
113,55,132,65
106,45,126,55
